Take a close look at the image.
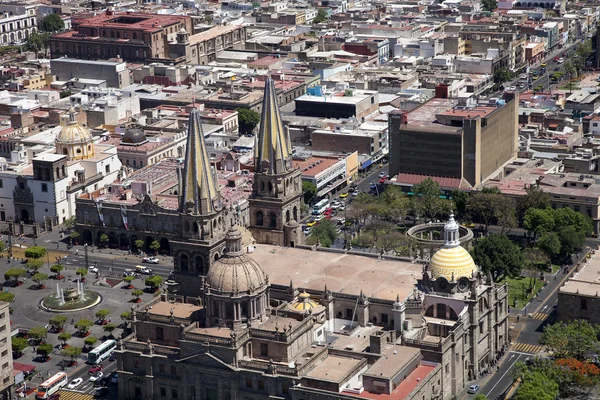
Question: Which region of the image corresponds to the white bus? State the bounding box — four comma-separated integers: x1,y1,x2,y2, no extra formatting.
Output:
312,199,330,215
88,339,117,365
36,372,68,399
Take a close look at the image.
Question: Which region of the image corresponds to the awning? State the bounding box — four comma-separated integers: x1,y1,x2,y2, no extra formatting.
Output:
360,158,373,170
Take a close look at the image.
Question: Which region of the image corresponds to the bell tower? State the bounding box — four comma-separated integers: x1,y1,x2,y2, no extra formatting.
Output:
249,78,302,247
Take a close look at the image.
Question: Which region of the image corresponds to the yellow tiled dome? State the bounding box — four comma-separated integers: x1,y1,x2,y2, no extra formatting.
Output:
288,292,320,312
430,245,477,281
56,123,91,144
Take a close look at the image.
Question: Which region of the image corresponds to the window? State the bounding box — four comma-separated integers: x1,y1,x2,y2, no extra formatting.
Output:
159,363,165,373
581,298,588,311
479,321,484,334
1,350,7,357
445,364,449,373
246,378,252,388
256,211,263,226
160,387,166,396
41,183,48,192
171,366,176,375
172,389,178,399
133,358,140,368
156,327,164,341
0,179,3,188
260,343,268,356
258,380,265,390
105,165,110,173
381,313,388,324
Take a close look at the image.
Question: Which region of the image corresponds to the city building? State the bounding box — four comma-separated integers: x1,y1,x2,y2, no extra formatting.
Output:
0,7,37,46
558,251,600,324
0,301,12,399
50,57,130,89
292,151,358,198
388,93,519,188
294,87,379,120
114,215,508,400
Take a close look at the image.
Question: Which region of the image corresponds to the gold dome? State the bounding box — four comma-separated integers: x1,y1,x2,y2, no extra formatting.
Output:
56,108,92,144
288,292,320,312
430,245,477,281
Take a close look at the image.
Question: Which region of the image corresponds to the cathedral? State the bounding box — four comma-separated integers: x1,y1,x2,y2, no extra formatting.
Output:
112,79,509,399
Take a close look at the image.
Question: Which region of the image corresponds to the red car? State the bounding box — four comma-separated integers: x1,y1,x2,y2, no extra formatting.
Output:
88,365,103,374
323,208,333,215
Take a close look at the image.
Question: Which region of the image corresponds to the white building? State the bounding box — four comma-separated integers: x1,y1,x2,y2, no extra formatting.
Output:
0,108,122,224
0,8,36,45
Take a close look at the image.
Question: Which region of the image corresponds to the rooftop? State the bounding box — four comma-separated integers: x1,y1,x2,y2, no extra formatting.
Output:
293,156,341,178
405,98,460,132
149,302,202,319
559,254,600,297
305,355,365,383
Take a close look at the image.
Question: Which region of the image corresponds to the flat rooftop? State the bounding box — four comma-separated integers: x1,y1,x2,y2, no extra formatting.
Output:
559,254,600,297
364,345,420,379
406,98,460,132
149,302,201,319
293,156,340,178
305,355,365,383
250,245,421,302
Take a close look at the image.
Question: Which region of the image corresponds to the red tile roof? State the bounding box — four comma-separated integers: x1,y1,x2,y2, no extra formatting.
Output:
357,364,437,400
393,173,462,189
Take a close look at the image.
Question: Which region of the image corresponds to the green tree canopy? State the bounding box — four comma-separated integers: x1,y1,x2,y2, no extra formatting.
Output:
145,275,163,290
451,190,469,219
76,267,88,278
61,346,81,362
0,292,15,303
28,327,48,343
523,208,555,237
24,32,50,54
518,185,550,219
149,240,160,254
100,234,109,246
37,343,53,358
31,273,48,287
49,316,67,330
540,320,598,360
134,240,144,251
103,324,117,336
538,232,561,259
514,369,559,400
302,180,317,204
553,207,593,236
313,8,328,23
74,319,93,335
11,337,27,355
4,268,26,282
95,309,110,321
25,246,46,259
50,264,64,276
120,311,132,320
471,234,524,281
123,275,135,286
558,225,586,257
132,289,143,301
84,336,98,348
494,67,512,84
63,216,76,231
57,332,71,346
40,14,64,32
70,231,80,241
412,178,443,221
481,0,497,11
26,259,44,273
236,108,260,134
308,219,338,247
473,395,488,400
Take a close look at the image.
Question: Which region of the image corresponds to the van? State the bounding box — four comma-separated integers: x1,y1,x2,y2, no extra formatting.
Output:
135,265,152,275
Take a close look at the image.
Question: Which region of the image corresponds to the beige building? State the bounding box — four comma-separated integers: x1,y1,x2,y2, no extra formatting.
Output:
115,216,508,400
0,301,13,398
558,251,600,323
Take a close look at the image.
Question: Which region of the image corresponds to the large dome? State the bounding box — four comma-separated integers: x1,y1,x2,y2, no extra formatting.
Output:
56,108,92,144
206,227,268,296
430,245,477,281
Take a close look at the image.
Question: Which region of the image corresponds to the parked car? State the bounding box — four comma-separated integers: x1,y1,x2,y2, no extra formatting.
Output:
339,192,348,198
314,215,324,222
467,385,480,394
352,190,360,196
378,171,386,178
88,266,99,274
135,266,153,275
303,227,312,235
111,374,118,384
89,372,103,382
68,378,83,389
89,365,103,374
123,269,135,277
557,57,565,64
109,353,117,362
142,257,159,264
306,219,316,227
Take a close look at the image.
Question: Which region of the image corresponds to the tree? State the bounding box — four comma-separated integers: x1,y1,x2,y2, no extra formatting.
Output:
28,327,48,345
497,197,518,233
471,234,524,281
514,369,559,400
74,319,93,336
481,0,497,11
123,275,135,288
4,268,26,284
412,178,442,222
11,337,27,356
36,343,53,360
540,320,598,360
313,8,328,23
49,316,67,332
61,346,81,365
70,231,80,242
84,336,98,349
103,324,117,337
26,259,44,273
40,14,64,32
473,395,488,400
451,190,469,219
538,232,561,259
468,192,504,232
50,264,64,278
95,309,110,322
309,219,338,247
494,67,512,84
63,216,76,231
558,225,586,257
553,207,593,237
100,234,109,247
236,108,260,135
518,185,550,221
523,208,554,238
25,246,46,259
24,32,50,55
145,275,163,292
31,273,48,288
120,311,131,321
149,240,160,255
57,332,71,347
132,289,143,302
0,241,5,254
134,240,144,253
302,181,317,204
76,267,88,280
0,292,15,303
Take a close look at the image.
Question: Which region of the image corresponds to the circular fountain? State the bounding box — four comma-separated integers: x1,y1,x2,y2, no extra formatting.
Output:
41,278,101,312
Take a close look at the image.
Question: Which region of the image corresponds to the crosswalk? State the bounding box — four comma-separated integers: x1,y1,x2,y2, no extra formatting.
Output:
529,312,557,324
57,390,94,400
512,342,543,354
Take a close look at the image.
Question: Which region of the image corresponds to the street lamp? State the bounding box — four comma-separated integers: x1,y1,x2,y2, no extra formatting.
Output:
84,244,89,270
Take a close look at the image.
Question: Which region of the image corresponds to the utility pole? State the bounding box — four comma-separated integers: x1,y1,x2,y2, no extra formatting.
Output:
84,243,89,270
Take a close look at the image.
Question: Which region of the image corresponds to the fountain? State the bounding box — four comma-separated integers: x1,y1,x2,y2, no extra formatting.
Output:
41,277,101,312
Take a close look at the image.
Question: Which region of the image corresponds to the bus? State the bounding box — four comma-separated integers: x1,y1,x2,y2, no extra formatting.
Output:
88,339,117,365
36,372,68,399
312,199,330,215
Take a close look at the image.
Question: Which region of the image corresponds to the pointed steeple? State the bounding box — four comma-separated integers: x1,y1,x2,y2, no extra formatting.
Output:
255,78,292,175
180,108,220,215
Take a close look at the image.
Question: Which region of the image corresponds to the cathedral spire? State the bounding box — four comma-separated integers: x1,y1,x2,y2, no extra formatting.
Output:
255,78,292,175
180,108,220,215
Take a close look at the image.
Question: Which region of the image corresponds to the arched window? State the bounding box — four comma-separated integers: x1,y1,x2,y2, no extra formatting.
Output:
256,211,263,226
286,210,290,223
180,254,189,272
293,206,298,221
195,256,203,273
269,212,277,228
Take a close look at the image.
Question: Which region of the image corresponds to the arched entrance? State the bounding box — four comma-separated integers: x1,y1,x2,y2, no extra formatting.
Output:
180,254,189,272
83,230,92,245
108,232,117,247
20,209,29,223
145,236,154,253
119,233,129,249
160,238,170,255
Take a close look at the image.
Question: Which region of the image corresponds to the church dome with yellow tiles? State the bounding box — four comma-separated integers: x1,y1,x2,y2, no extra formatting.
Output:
429,214,478,281
55,107,94,161
288,292,320,312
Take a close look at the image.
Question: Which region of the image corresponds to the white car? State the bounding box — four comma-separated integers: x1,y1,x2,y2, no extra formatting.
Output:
352,190,360,196
314,215,324,222
68,378,83,389
557,57,564,64
303,227,312,235
89,372,103,382
331,202,341,210
142,257,159,264
88,266,99,274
